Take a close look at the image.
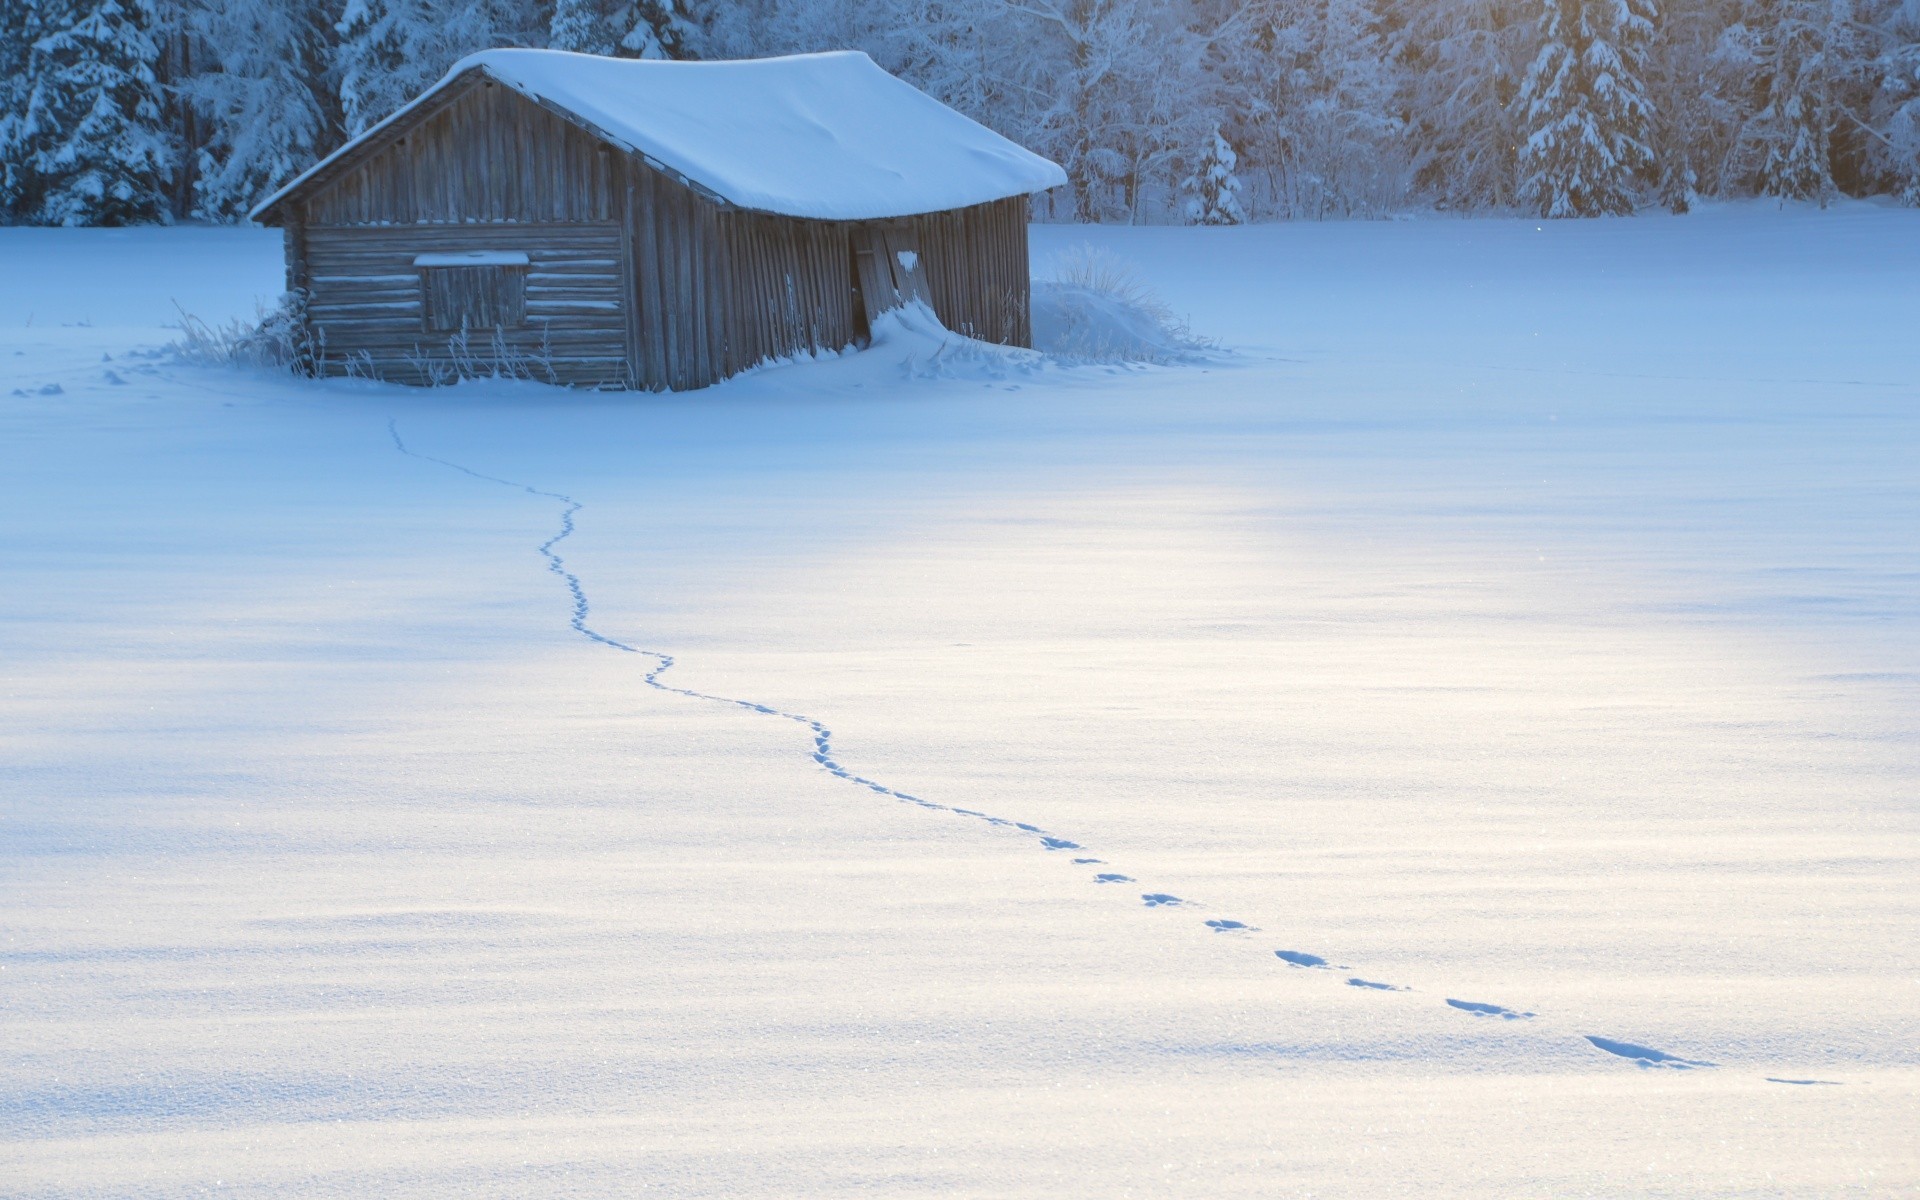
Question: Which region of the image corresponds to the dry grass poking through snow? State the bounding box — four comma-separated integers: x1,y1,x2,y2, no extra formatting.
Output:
1033,243,1216,364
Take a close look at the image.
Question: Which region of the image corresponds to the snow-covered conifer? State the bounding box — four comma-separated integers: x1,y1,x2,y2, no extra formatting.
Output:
18,0,173,225
550,0,616,55
181,0,340,219
1516,0,1658,216
1183,126,1249,224
1749,0,1840,200
335,0,540,134
1864,0,1920,201
617,0,703,59
0,0,51,218
335,0,408,135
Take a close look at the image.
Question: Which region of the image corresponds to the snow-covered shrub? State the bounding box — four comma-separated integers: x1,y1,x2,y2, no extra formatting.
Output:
170,290,315,373
1032,245,1213,365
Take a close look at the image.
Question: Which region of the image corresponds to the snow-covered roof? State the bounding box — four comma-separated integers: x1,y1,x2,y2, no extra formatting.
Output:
252,49,1066,223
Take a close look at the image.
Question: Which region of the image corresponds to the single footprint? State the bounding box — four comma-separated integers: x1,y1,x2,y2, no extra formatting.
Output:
1347,978,1405,991
1446,999,1534,1019
1040,837,1083,851
1141,893,1183,907
1274,951,1329,968
1094,873,1134,884
1584,1036,1713,1069
1072,858,1105,865
1766,1077,1842,1086
1205,919,1253,932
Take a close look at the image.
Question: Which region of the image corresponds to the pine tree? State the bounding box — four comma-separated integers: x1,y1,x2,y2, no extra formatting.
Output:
1740,0,1839,200
617,0,701,58
183,0,341,219
1865,0,1920,201
335,0,538,135
335,0,408,135
0,0,50,219
550,0,616,55
1516,0,1658,216
1182,126,1250,223
17,0,173,225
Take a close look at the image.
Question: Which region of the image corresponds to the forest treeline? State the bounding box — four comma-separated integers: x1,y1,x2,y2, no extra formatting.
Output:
2,0,1917,227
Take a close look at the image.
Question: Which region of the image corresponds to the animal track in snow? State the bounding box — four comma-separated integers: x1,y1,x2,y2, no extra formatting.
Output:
1584,1036,1713,1069
1274,951,1331,969
1446,999,1534,1020
388,421,1066,850
388,421,1740,1083
1766,1077,1842,1086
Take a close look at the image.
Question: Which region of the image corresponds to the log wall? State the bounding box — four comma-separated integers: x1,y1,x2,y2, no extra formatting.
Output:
302,223,628,387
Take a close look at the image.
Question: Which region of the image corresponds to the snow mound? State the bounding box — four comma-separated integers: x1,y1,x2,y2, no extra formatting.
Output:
869,300,1045,382
1032,245,1214,364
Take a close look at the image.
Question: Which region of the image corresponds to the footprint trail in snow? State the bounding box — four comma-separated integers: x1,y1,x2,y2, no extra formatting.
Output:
389,421,1736,1079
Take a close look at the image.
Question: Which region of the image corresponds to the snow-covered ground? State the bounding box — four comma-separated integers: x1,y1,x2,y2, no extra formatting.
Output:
3,203,1917,1197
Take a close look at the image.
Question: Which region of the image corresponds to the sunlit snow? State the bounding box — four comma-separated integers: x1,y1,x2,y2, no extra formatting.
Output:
2,203,1917,1197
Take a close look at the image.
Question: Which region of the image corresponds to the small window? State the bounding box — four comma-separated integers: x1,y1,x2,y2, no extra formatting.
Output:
414,251,529,333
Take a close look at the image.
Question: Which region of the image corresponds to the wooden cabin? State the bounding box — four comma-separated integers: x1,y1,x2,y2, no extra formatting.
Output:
250,49,1066,390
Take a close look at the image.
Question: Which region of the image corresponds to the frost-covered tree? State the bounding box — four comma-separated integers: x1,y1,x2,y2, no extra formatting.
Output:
334,0,407,134
1229,0,1411,217
615,0,706,58
1007,0,1208,220
1515,0,1658,216
1389,0,1535,209
1724,0,1842,199
335,0,538,134
1182,126,1249,223
180,0,341,218
1863,0,1920,199
549,0,617,54
1643,0,1744,209
0,0,51,218
12,0,174,225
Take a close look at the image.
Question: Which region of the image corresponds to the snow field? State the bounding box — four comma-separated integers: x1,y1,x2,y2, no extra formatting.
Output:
2,203,1918,1196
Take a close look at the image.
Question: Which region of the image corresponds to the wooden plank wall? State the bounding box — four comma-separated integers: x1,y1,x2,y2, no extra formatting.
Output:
304,223,627,386
295,78,1033,389
304,80,617,225
626,160,864,391
715,209,859,383
908,196,1032,348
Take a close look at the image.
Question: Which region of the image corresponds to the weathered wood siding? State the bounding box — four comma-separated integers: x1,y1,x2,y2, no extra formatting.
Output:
304,222,628,386
282,73,1033,390
908,196,1032,348
295,77,628,386
304,78,619,225
712,208,862,385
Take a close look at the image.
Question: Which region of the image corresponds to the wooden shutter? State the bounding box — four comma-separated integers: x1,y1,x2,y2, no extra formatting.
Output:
415,253,529,333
